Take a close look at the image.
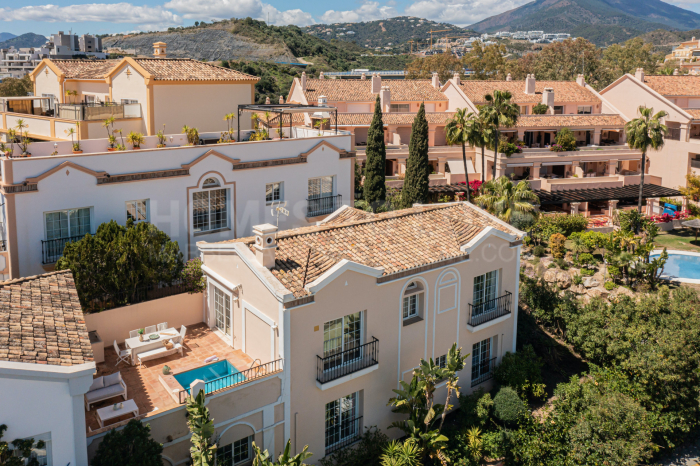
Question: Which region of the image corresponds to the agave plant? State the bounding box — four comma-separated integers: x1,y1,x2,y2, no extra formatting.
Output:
252,439,312,466
126,131,145,149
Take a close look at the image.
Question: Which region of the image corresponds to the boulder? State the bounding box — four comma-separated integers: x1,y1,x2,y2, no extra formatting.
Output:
541,257,554,268
522,263,536,279
544,269,558,283
592,271,605,283
570,284,586,295
610,286,636,300
556,271,572,289
582,276,600,288
587,286,609,299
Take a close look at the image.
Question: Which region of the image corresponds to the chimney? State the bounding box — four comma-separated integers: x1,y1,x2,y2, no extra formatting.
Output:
319,71,325,79
542,88,554,108
253,224,278,269
524,74,536,94
431,72,439,89
674,68,679,76
506,73,512,82
380,86,391,112
576,74,585,86
265,96,270,104
279,95,285,104
635,68,645,82
301,72,307,92
318,95,327,106
361,72,366,80
371,73,382,94
452,72,460,86
152,41,166,58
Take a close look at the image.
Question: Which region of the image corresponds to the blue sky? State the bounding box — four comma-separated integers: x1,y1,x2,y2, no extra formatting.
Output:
1,0,700,37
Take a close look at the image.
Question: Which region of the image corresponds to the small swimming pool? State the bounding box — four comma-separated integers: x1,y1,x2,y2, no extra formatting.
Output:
174,360,246,394
650,251,700,282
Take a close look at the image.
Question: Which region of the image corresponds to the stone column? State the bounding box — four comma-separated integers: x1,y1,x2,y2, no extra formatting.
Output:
580,202,589,217
437,157,447,175
608,199,619,218
398,159,407,175
593,129,602,145
517,129,526,141
646,198,657,216
682,197,689,212
607,159,618,176
428,128,436,147
570,202,581,215
495,161,506,179
681,123,690,142
571,161,584,178
531,162,541,180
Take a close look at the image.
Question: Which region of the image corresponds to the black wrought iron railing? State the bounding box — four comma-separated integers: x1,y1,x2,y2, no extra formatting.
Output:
307,194,342,217
178,359,284,404
41,235,86,264
471,357,497,387
317,337,378,384
325,416,363,455
467,291,512,327
83,280,193,313
666,128,681,141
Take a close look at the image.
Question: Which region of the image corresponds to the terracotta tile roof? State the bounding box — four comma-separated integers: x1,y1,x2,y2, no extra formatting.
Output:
643,75,700,96
322,206,377,225
133,58,258,81
291,112,455,127
514,114,626,128
301,79,448,103
459,80,601,104
52,59,121,79
685,108,700,119
0,270,93,366
219,203,521,297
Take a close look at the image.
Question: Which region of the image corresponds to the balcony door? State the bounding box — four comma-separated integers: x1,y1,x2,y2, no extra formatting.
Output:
323,312,362,371
471,337,492,382
44,208,91,240
213,285,231,338
325,392,358,452
473,270,498,316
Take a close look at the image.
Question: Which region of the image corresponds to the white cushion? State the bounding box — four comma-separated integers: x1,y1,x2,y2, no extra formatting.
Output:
88,377,104,392
103,372,122,387
85,383,125,403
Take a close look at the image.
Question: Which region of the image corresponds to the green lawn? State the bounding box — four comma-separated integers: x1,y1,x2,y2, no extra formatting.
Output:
654,228,700,252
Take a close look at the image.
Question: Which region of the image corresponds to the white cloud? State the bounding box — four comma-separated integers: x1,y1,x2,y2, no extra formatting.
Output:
320,1,397,23
0,3,181,27
261,4,315,26
404,0,528,26
162,0,314,25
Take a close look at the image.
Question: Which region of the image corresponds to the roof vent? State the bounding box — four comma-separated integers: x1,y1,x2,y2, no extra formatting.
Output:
576,74,585,86
674,68,679,76
371,73,382,94
301,71,307,92
506,73,512,82
431,72,439,89
524,74,535,94
634,68,645,82
452,72,460,86
153,42,166,58
253,224,278,269
319,71,325,79
361,72,366,80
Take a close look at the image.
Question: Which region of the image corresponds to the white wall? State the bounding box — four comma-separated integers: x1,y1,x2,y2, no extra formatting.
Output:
110,65,148,134
34,65,62,102
6,133,353,278
0,362,94,466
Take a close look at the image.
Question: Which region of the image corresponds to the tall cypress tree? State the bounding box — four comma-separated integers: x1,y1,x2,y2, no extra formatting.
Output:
363,96,387,211
401,102,430,208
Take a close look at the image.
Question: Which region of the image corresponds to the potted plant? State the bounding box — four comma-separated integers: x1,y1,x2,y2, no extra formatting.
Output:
113,128,126,149
126,131,145,149
16,120,32,157
163,365,171,375
64,122,82,154
103,116,116,150
156,124,167,148
0,142,8,157
5,128,16,157
138,328,145,342
182,125,199,146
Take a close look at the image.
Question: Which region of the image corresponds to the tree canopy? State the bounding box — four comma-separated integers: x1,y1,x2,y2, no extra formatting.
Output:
401,103,430,208
363,96,387,211
91,420,163,466
0,75,31,98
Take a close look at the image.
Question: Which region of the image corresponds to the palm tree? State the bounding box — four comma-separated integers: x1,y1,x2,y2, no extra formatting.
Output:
476,176,539,224
467,111,491,183
480,91,520,180
625,106,668,216
446,108,473,202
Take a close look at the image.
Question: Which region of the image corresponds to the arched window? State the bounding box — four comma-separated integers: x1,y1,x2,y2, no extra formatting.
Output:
203,177,220,188
403,281,425,321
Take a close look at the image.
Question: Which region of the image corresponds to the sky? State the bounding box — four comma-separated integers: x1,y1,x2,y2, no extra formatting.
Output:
1,0,700,37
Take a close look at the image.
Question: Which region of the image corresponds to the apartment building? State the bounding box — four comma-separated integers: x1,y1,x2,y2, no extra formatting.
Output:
197,201,523,463
286,72,476,182
0,46,50,79
0,125,354,280
665,37,700,63
0,42,258,142
0,271,96,466
601,69,700,190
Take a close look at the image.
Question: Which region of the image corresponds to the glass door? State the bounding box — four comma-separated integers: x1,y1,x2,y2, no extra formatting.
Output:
471,338,492,380
473,271,498,316
214,286,231,337
323,312,362,370
325,393,357,449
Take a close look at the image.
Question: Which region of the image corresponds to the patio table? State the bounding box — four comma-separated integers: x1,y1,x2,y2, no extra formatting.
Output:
96,399,138,428
125,327,179,365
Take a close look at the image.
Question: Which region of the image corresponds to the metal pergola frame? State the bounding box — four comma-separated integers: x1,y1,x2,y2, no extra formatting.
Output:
237,103,338,142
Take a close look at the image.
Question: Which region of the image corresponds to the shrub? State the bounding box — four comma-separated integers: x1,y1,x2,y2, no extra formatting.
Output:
549,233,567,258
530,214,587,244
457,388,492,428
92,420,163,466
581,268,595,276
493,387,526,424
577,252,597,269
604,281,616,291
573,274,583,285
555,127,578,151
523,235,532,246
319,426,388,466
532,103,549,115
494,345,544,398
181,258,206,293
555,257,568,270
533,245,546,257
547,263,556,269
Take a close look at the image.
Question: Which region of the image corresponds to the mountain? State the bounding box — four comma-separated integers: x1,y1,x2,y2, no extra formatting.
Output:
0,33,47,49
0,33,16,42
468,0,700,45
302,16,478,51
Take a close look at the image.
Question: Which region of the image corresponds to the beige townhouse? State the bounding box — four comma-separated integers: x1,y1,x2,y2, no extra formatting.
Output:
601,69,700,190
197,202,524,463
0,42,258,142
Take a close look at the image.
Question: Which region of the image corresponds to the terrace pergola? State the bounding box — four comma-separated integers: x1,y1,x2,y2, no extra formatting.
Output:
237,103,338,142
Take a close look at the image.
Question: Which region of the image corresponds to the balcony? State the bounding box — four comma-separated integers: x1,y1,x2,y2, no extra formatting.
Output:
307,194,342,217
317,337,378,387
467,292,512,330
471,357,497,387
666,128,682,141
56,102,141,121
41,235,85,264
325,416,363,455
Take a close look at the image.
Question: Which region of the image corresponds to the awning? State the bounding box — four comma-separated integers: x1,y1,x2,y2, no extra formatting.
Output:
542,161,572,166
447,159,475,175
507,163,533,167
534,183,682,205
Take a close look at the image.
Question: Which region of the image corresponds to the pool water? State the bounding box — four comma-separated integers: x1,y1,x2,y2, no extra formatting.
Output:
651,253,700,280
174,360,246,394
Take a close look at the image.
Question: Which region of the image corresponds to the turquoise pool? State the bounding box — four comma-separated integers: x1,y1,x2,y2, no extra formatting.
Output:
651,252,700,281
174,360,246,394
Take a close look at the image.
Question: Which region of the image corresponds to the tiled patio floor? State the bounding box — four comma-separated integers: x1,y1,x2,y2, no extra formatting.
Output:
86,323,253,432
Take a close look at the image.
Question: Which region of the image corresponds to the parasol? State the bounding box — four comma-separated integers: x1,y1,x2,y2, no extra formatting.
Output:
682,218,700,241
